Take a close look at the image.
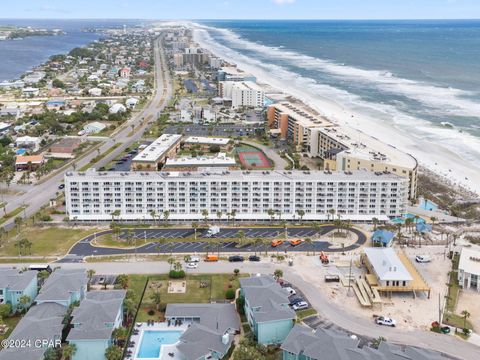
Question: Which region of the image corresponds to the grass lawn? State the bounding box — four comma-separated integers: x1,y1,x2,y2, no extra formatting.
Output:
79,143,121,171
296,308,318,320
0,227,95,257
0,206,27,225
0,315,22,342
136,273,243,322
443,312,473,330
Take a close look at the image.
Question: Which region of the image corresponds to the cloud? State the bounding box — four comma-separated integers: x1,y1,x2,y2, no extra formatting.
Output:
271,0,296,4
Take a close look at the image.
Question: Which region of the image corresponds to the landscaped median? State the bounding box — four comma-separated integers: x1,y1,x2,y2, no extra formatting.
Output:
0,205,27,225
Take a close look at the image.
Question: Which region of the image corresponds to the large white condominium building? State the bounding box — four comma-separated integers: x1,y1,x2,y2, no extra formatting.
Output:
65,169,408,221
218,81,265,108
267,102,418,199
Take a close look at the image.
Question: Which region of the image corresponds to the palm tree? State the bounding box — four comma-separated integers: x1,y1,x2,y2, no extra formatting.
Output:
405,217,414,233
125,229,134,246
173,262,182,272
236,230,246,248
296,210,305,224
273,269,283,280
14,216,22,233
396,223,403,245
105,345,123,360
461,310,471,330
372,217,379,231
192,222,199,241
156,238,166,257
123,298,136,324
184,255,191,263
150,290,162,311
230,209,237,225
167,257,175,270
327,208,336,223
150,209,157,226
163,210,170,224
304,237,312,256
61,344,77,360
14,240,23,257
201,209,209,224
430,216,437,231
267,208,275,222
21,239,32,255
216,210,222,222
112,327,128,345
253,238,263,256
262,238,270,256
18,295,31,313
204,243,212,256
110,210,120,225
87,269,96,283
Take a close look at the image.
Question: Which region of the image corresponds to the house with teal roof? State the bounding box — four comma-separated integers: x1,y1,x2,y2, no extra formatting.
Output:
0,269,37,312
239,275,296,345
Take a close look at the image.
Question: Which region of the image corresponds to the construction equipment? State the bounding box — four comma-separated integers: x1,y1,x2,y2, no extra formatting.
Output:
319,251,329,264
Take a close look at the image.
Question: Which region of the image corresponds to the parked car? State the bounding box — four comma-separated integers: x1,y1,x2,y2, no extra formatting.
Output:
248,255,261,262
289,239,303,246
376,316,396,327
186,262,198,269
292,301,309,311
440,326,450,334
284,287,296,296
289,297,304,306
189,256,200,263
415,255,432,263
271,239,283,247
58,184,65,190
228,255,244,262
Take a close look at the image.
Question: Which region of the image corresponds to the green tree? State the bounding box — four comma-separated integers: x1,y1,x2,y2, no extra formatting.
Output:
150,291,162,311
123,298,136,323
236,230,246,248
61,343,77,360
167,257,175,270
52,78,65,89
233,268,240,277
304,237,312,256
0,303,12,320
112,326,128,345
273,269,283,280
201,209,209,224
150,209,157,226
296,209,305,224
14,216,23,234
216,210,222,222
115,274,129,289
461,310,471,329
18,295,31,313
163,210,170,224
105,345,123,360
372,217,379,231
87,269,96,282
192,221,199,241
267,208,275,222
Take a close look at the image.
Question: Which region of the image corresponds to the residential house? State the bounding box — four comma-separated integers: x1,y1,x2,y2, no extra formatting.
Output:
239,275,295,345
46,98,66,110
67,290,126,360
0,302,65,360
458,247,480,292
0,269,37,312
15,154,44,171
35,269,87,307
109,103,126,114
15,136,41,151
165,303,240,360
88,88,102,96
119,67,131,78
83,121,107,135
22,87,40,97
126,97,139,109
281,324,445,360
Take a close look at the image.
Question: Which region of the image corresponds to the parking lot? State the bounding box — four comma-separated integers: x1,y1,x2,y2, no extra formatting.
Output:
163,123,263,138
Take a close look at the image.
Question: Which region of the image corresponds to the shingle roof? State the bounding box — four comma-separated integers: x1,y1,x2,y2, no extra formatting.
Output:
67,290,126,341
281,325,445,360
36,269,87,303
0,269,36,291
165,303,240,360
0,302,66,360
240,275,295,323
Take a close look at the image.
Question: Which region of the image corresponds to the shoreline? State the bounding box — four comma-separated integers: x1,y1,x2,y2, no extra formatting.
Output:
191,26,480,197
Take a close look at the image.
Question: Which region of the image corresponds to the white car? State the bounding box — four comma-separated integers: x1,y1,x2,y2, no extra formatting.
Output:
284,287,297,296
186,262,198,269
292,301,309,311
189,256,200,263
415,255,432,263
376,316,396,327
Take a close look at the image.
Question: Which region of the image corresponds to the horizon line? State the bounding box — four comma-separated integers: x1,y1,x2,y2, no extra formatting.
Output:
1,17,480,21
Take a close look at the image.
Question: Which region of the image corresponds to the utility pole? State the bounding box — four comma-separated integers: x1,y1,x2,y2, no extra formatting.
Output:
438,292,442,325
348,255,353,295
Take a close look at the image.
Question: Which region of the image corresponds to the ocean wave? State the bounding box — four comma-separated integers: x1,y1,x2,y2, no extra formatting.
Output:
194,23,480,118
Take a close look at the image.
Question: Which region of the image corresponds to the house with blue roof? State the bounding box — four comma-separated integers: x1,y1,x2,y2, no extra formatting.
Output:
67,290,126,360
0,269,37,312
239,275,296,345
371,229,395,247
416,223,433,233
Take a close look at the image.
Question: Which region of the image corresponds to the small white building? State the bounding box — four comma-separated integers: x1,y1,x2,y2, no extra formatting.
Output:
126,98,139,109
88,88,102,96
83,122,107,135
458,247,480,292
363,248,413,288
22,87,40,97
16,136,41,151
109,103,126,114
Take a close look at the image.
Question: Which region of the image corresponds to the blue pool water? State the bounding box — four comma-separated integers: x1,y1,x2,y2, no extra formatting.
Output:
418,199,438,211
137,330,182,358
391,213,426,225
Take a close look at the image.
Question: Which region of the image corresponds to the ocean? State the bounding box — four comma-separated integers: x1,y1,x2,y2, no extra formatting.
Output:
193,20,480,191
0,19,142,82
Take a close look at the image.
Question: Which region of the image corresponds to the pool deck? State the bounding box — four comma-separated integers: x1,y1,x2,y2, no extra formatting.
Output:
129,322,188,360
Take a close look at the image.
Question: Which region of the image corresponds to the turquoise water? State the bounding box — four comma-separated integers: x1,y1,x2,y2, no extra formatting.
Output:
392,213,425,225
137,330,182,358
418,199,438,211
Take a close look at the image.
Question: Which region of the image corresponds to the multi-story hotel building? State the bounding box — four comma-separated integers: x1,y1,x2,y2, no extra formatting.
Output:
219,81,265,108
65,169,408,221
267,102,418,199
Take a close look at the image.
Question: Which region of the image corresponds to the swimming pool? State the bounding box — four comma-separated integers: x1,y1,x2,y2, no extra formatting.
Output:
136,330,182,358
418,199,438,211
391,213,425,225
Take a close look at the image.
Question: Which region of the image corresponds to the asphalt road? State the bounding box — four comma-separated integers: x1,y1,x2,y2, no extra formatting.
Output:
59,226,367,262
0,35,172,231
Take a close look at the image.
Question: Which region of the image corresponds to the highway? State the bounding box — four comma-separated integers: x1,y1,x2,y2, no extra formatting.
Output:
58,226,367,262
0,35,173,231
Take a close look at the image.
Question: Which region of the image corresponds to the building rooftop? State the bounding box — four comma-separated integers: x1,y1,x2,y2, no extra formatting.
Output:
364,247,413,282
272,102,333,128
0,302,66,360
15,155,44,165
132,133,182,163
240,275,295,323
36,269,87,303
66,168,406,183
163,153,236,168
0,269,36,291
184,136,231,145
458,247,480,276
281,324,445,360
67,290,126,341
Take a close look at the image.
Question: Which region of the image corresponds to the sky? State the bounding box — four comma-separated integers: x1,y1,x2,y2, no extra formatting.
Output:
1,0,480,20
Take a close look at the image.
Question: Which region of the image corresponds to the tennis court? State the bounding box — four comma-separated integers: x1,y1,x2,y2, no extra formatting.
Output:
238,151,271,169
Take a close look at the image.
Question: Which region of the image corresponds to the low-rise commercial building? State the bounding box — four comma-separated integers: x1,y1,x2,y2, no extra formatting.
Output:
48,137,82,158
163,153,237,171
64,169,408,221
267,102,418,199
183,136,232,151
131,134,182,171
458,247,480,292
240,275,295,345
15,154,44,171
